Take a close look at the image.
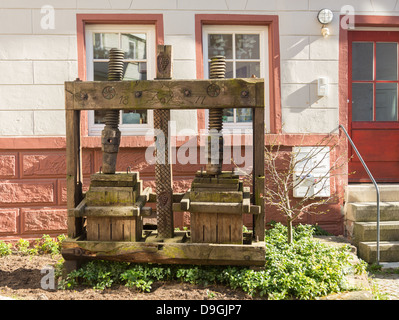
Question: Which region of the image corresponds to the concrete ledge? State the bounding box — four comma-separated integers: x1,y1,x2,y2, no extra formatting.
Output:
346,184,399,202
346,202,399,222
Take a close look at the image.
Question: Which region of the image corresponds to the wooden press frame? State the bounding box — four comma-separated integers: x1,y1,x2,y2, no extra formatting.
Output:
65,64,266,243
65,79,265,241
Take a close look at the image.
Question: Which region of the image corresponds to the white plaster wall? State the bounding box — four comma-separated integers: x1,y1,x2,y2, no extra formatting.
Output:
0,0,398,136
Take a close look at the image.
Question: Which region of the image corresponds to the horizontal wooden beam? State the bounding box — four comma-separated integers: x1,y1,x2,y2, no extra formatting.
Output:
65,78,264,110
62,238,266,266
172,202,260,215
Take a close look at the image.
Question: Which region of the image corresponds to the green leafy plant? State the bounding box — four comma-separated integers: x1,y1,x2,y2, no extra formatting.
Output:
0,240,12,257
59,223,357,299
34,234,65,255
15,239,38,255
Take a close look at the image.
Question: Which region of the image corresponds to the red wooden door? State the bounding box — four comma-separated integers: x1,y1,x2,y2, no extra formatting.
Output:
349,31,399,182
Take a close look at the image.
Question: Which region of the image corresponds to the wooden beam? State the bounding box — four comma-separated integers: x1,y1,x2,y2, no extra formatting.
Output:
65,106,84,238
253,176,265,241
173,202,260,215
252,82,265,241
64,78,264,110
180,190,190,211
154,44,174,239
62,239,266,266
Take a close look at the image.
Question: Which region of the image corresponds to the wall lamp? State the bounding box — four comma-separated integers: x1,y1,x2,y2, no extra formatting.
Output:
317,8,334,38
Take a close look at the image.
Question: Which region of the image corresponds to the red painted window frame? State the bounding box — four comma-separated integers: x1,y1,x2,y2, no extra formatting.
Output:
194,14,281,133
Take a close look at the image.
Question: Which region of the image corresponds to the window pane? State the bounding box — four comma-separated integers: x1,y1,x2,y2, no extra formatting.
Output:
123,62,147,80
235,34,260,59
121,33,146,60
222,108,234,123
236,62,260,78
208,34,233,59
352,42,373,81
352,83,374,121
376,42,397,81
122,110,147,124
236,108,252,122
93,62,108,81
376,83,398,121
93,33,119,59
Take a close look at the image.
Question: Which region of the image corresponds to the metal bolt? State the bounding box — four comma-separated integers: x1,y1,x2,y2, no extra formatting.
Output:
135,91,142,98
241,90,249,98
183,89,191,97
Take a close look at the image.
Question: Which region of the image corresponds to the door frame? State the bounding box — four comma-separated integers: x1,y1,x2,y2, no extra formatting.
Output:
340,15,399,182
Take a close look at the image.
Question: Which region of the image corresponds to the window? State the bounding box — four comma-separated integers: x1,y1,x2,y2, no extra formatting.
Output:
85,24,156,135
351,35,399,122
203,25,268,130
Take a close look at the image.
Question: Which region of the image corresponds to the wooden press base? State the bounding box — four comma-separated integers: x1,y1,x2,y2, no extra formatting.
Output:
61,230,266,270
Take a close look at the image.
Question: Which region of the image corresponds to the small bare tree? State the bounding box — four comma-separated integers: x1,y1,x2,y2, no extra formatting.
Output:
264,134,349,244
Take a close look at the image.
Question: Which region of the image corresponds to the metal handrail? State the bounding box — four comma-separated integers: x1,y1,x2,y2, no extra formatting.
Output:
339,124,380,265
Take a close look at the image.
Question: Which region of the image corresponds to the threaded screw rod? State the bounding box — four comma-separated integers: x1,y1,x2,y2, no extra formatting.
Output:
101,48,124,174
206,55,226,176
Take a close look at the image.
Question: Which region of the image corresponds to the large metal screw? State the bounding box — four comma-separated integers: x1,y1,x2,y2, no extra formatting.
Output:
101,48,124,174
206,55,226,176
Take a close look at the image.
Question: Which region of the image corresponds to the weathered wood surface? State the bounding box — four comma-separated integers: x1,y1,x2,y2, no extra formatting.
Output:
70,187,152,217
64,78,264,110
189,190,243,203
173,202,260,215
252,99,265,241
180,190,190,211
65,108,83,238
154,45,174,239
62,239,266,266
190,212,242,244
253,176,265,241
86,216,142,242
90,172,138,187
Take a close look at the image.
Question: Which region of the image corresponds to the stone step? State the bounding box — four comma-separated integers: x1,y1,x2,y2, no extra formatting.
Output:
345,202,399,222
345,184,399,202
353,221,399,243
379,262,399,270
358,241,399,263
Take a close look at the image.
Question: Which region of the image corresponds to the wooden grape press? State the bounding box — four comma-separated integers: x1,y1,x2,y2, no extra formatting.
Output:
61,45,266,271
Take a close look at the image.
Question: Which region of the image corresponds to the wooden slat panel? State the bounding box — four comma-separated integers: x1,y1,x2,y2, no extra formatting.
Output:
65,78,264,110
203,212,218,243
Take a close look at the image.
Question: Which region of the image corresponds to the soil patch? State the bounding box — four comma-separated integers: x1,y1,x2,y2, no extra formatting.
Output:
0,254,254,300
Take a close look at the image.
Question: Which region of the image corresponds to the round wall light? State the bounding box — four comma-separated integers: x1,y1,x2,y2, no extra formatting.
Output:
317,8,333,38
317,8,334,24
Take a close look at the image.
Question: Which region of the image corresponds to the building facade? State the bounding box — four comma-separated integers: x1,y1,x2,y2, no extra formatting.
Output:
0,0,398,241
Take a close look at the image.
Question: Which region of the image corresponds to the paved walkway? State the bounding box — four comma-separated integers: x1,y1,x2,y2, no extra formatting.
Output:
370,272,399,300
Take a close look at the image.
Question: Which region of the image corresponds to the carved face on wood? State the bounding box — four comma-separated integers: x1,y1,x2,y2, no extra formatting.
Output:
157,52,170,73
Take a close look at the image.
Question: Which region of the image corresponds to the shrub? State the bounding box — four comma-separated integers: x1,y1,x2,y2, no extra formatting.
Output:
60,223,358,299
